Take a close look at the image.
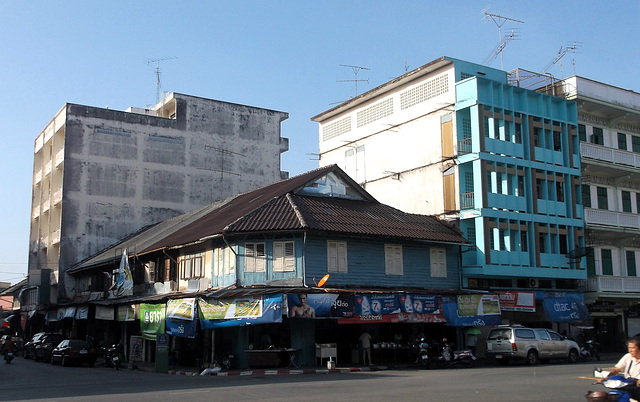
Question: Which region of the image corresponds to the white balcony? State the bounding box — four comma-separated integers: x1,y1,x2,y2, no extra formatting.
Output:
41,198,50,214
586,275,640,293
54,149,64,167
50,229,61,245
44,162,52,177
34,169,42,185
52,189,62,205
580,142,640,168
584,208,640,230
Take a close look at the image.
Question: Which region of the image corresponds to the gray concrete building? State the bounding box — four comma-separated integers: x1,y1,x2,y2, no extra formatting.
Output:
27,92,289,304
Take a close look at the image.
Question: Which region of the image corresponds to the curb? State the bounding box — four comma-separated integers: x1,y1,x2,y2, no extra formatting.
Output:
167,365,387,377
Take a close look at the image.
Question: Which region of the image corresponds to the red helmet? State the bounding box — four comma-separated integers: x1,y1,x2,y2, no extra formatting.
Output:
442,338,447,343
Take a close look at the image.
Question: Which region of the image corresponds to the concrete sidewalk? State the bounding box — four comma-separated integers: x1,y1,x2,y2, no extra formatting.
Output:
134,362,389,376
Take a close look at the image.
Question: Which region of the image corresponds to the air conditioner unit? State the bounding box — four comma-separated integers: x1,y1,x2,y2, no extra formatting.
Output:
528,278,539,288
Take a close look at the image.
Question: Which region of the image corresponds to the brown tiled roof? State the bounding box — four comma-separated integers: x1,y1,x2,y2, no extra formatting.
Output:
227,193,466,243
71,164,466,273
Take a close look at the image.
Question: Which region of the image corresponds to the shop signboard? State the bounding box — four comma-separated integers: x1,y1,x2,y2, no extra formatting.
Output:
199,294,282,329
498,291,536,312
441,296,502,327
286,293,354,318
95,305,114,321
456,294,501,317
337,311,446,325
117,305,136,321
198,296,262,320
398,294,439,314
140,303,166,340
165,298,197,338
355,293,400,316
542,292,590,323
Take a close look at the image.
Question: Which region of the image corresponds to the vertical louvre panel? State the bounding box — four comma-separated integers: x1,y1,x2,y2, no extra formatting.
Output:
337,242,347,273
245,243,255,273
256,243,266,272
328,242,338,272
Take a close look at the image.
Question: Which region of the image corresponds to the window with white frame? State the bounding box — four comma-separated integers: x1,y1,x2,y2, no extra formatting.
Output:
431,248,447,277
214,246,235,276
328,241,348,273
179,252,205,280
431,248,447,278
245,242,266,273
274,241,295,272
385,244,403,275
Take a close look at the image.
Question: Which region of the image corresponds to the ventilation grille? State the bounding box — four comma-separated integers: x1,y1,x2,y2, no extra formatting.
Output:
322,116,352,141
357,98,394,128
400,74,449,110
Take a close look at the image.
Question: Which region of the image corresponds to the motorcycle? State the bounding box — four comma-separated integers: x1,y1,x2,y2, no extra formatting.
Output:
105,343,124,370
415,339,430,368
587,368,636,401
433,338,476,368
215,351,234,370
580,339,601,362
4,350,14,364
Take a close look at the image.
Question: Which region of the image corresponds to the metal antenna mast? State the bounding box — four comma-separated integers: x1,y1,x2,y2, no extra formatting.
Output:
483,8,524,69
338,64,370,97
146,56,176,104
542,42,581,75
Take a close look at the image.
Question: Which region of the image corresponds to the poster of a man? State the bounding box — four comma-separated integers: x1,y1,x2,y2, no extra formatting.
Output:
290,293,316,318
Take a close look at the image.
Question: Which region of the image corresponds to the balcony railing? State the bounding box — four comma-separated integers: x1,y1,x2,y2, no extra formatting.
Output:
584,208,640,230
460,192,475,209
586,275,640,293
580,142,640,168
54,149,64,167
458,138,473,155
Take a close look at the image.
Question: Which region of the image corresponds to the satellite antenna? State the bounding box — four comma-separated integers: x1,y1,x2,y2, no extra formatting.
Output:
146,56,176,104
482,7,524,69
542,42,581,76
338,64,370,97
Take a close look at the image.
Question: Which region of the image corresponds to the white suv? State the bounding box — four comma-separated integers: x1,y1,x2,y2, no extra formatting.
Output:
485,325,580,365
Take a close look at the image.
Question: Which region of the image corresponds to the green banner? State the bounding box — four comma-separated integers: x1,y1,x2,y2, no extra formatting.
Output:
140,303,165,340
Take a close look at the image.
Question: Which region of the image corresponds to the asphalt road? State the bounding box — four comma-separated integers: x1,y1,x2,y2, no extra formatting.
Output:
0,355,617,401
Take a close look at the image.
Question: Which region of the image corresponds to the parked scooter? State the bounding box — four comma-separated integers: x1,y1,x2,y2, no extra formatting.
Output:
214,351,234,370
415,338,430,368
105,343,124,370
580,339,601,362
433,338,476,368
587,368,636,401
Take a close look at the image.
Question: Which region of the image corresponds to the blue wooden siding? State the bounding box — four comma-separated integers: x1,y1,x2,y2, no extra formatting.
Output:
304,236,459,290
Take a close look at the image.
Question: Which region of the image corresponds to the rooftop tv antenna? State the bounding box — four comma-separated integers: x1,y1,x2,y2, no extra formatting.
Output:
146,56,176,104
484,29,520,66
542,42,581,75
483,7,524,69
338,64,370,97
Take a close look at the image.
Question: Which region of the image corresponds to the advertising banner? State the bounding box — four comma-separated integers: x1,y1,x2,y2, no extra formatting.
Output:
338,311,446,325
286,293,354,318
117,305,136,322
75,306,89,320
355,293,400,316
498,291,536,312
165,315,197,338
166,298,197,321
398,294,439,314
441,296,502,327
198,296,262,320
542,292,590,323
140,303,166,340
456,294,501,317
199,294,282,329
95,305,114,321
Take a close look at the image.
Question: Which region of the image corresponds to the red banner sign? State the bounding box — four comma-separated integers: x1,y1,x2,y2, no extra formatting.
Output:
498,291,536,312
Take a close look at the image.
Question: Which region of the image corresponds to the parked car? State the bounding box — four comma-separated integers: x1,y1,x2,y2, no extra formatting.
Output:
50,339,98,367
23,332,47,359
485,325,580,366
34,333,64,362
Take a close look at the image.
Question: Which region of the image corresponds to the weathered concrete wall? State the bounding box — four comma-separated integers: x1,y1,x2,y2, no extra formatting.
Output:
46,94,288,299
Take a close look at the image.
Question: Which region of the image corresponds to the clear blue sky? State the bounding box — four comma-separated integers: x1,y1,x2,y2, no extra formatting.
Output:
1,0,638,285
